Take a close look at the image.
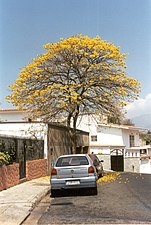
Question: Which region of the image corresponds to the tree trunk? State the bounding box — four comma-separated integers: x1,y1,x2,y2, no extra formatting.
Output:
67,107,79,154
72,106,79,154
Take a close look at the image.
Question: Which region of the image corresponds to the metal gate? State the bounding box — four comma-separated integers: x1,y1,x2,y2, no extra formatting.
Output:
111,149,124,172
19,141,26,179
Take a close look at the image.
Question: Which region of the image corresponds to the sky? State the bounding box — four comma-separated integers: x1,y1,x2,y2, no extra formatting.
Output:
0,0,151,122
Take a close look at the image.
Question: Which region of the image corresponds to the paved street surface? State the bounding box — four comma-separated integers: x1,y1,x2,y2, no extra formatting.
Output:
23,173,151,224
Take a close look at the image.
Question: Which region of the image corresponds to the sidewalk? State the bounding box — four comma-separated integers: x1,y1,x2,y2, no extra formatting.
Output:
0,176,50,225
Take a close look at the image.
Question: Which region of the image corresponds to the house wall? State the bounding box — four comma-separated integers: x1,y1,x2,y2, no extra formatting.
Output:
76,114,149,173
0,111,28,122
122,129,140,147
76,114,101,133
44,124,89,174
148,148,151,155
47,124,89,161
140,158,151,174
77,114,141,150
76,132,89,148
96,127,124,147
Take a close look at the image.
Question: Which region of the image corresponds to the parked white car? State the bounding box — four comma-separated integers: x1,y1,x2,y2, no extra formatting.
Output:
50,154,98,197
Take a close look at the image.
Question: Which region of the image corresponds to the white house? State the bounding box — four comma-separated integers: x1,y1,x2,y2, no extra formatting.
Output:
76,114,150,173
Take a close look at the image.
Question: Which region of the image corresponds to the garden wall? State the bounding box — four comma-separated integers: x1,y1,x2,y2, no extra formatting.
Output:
0,159,48,191
0,163,19,191
26,159,48,180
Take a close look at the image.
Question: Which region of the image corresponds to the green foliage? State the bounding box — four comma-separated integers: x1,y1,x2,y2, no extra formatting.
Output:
7,146,16,164
144,136,151,145
108,116,121,124
0,139,16,164
0,152,10,166
140,132,151,145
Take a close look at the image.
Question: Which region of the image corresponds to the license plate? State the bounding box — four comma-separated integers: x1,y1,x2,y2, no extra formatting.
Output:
66,181,80,185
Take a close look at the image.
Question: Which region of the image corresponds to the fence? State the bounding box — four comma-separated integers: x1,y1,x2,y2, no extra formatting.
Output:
0,159,48,191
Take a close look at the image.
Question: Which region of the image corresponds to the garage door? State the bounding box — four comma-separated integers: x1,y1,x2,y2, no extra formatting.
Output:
111,155,124,171
110,149,124,172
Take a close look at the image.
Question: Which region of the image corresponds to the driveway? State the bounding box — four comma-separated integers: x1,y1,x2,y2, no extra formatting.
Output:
23,172,151,224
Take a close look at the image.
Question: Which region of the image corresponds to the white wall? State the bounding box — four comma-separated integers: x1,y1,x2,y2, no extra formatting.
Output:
96,126,124,147
124,158,140,173
0,111,29,122
0,123,48,158
77,114,140,150
148,148,151,155
140,158,151,174
76,114,98,133
122,129,140,147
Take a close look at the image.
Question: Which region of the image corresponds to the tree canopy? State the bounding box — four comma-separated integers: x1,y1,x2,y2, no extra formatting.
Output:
7,34,141,128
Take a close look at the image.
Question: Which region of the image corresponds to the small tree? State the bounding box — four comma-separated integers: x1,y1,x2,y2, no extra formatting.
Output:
0,152,10,166
140,131,151,145
7,35,141,153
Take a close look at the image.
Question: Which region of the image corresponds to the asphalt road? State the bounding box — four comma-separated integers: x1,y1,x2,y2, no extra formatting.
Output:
23,173,151,224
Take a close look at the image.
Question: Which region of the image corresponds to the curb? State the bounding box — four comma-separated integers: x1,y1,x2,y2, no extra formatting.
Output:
20,187,50,225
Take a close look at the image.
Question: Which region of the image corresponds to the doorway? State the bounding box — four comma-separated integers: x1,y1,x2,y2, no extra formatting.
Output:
111,149,124,172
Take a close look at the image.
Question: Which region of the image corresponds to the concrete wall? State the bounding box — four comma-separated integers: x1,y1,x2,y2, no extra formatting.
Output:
124,158,140,173
97,155,140,173
140,158,151,174
47,124,89,160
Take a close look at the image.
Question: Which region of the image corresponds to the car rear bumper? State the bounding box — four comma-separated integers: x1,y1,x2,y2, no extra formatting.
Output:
51,177,97,190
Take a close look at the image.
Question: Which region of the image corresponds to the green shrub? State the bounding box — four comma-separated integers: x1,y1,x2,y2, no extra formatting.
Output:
0,152,10,166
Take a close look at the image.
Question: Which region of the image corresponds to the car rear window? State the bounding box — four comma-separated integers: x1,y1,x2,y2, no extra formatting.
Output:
56,156,89,167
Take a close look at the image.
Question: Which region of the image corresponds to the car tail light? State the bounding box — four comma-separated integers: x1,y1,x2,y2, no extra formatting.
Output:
51,168,57,176
88,166,94,174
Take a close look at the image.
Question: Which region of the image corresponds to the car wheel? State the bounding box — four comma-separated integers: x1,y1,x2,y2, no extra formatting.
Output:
87,187,98,195
51,189,61,197
92,187,98,195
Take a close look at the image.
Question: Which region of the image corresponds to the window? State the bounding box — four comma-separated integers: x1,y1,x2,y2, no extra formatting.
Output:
91,135,97,142
56,156,89,167
140,149,147,154
129,135,135,147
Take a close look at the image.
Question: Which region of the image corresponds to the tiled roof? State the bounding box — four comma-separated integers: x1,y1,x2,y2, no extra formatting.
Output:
98,123,148,131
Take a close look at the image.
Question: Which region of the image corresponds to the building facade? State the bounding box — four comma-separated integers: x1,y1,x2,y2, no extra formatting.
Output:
76,114,150,173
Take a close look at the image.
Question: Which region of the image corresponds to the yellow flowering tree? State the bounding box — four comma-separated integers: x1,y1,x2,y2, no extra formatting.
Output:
7,35,140,152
